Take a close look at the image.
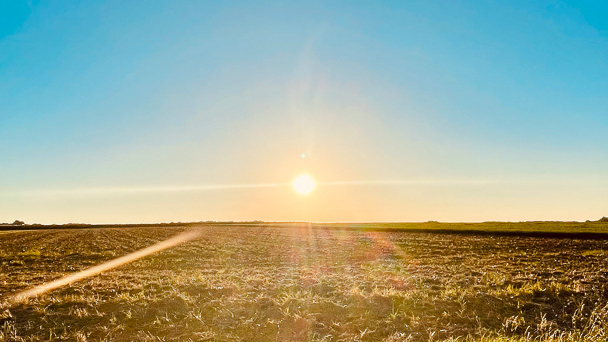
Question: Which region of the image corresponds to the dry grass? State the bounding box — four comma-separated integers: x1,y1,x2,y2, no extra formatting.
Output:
0,225,607,341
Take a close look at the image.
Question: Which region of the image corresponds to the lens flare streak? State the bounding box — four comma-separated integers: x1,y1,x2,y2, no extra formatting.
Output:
11,178,541,200
5,230,202,306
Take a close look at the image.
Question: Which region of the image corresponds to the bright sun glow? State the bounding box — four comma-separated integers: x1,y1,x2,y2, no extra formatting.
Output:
292,174,316,195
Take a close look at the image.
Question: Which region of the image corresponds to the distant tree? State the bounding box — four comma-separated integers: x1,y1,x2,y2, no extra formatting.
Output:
599,217,608,222
12,220,25,226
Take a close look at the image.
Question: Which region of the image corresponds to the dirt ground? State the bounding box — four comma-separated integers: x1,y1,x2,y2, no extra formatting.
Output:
1,225,607,341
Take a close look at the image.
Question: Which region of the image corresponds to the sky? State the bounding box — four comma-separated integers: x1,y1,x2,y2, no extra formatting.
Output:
1,0,607,224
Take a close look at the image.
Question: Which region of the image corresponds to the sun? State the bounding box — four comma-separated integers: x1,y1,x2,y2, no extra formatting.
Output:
292,174,316,195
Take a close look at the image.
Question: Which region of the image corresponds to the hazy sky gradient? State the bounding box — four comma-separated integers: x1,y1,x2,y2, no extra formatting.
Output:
1,0,607,223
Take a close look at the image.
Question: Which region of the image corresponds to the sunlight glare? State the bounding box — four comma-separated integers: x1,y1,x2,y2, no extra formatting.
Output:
292,174,316,195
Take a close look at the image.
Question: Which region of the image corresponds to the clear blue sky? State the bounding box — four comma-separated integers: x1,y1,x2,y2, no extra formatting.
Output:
1,0,607,223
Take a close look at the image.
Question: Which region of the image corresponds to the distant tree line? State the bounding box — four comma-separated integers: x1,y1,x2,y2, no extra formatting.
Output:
0,220,25,226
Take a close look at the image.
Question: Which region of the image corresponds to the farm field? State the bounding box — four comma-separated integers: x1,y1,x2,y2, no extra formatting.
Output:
319,221,608,234
1,225,608,341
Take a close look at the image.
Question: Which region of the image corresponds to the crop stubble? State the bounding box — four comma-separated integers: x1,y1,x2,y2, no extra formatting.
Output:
0,225,607,341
